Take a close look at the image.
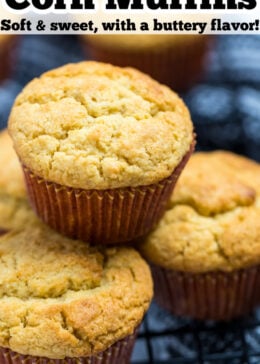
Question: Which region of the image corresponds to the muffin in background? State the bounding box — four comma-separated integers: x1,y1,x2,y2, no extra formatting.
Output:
8,61,194,245
82,34,211,92
139,151,260,321
0,129,37,233
0,223,153,363
0,4,21,83
0,35,18,82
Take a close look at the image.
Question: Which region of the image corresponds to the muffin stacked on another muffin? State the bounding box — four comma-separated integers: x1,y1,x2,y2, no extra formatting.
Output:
8,61,194,245
0,129,37,233
3,60,201,362
0,125,153,363
140,151,260,320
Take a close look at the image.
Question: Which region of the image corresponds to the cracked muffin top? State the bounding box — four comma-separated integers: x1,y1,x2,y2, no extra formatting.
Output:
0,129,37,232
8,61,193,190
139,151,260,273
0,224,153,358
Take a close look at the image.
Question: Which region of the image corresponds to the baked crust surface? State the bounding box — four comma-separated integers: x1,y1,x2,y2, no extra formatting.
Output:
140,151,260,273
9,61,193,189
0,224,153,358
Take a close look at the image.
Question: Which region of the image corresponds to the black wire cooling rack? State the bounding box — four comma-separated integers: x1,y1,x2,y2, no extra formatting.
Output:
132,303,260,364
1,34,260,364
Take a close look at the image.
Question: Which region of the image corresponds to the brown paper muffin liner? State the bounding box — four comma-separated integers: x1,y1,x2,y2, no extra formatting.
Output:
0,36,18,82
22,142,194,245
0,329,137,364
151,264,260,321
84,37,211,92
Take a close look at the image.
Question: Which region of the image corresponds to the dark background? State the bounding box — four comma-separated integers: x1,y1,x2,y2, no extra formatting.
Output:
1,35,260,363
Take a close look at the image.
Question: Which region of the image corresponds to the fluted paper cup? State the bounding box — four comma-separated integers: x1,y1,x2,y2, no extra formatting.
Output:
22,142,194,245
151,264,260,321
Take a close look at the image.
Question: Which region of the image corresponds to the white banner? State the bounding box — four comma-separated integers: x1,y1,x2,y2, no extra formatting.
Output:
0,0,260,34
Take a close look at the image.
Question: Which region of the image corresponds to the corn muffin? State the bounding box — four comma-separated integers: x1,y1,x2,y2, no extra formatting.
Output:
0,223,153,363
140,151,260,320
0,129,37,234
8,61,194,244
83,34,211,91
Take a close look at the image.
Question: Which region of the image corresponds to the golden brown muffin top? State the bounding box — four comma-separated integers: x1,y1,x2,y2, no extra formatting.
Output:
85,34,208,51
8,61,193,189
0,129,37,231
0,224,153,358
140,151,260,273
